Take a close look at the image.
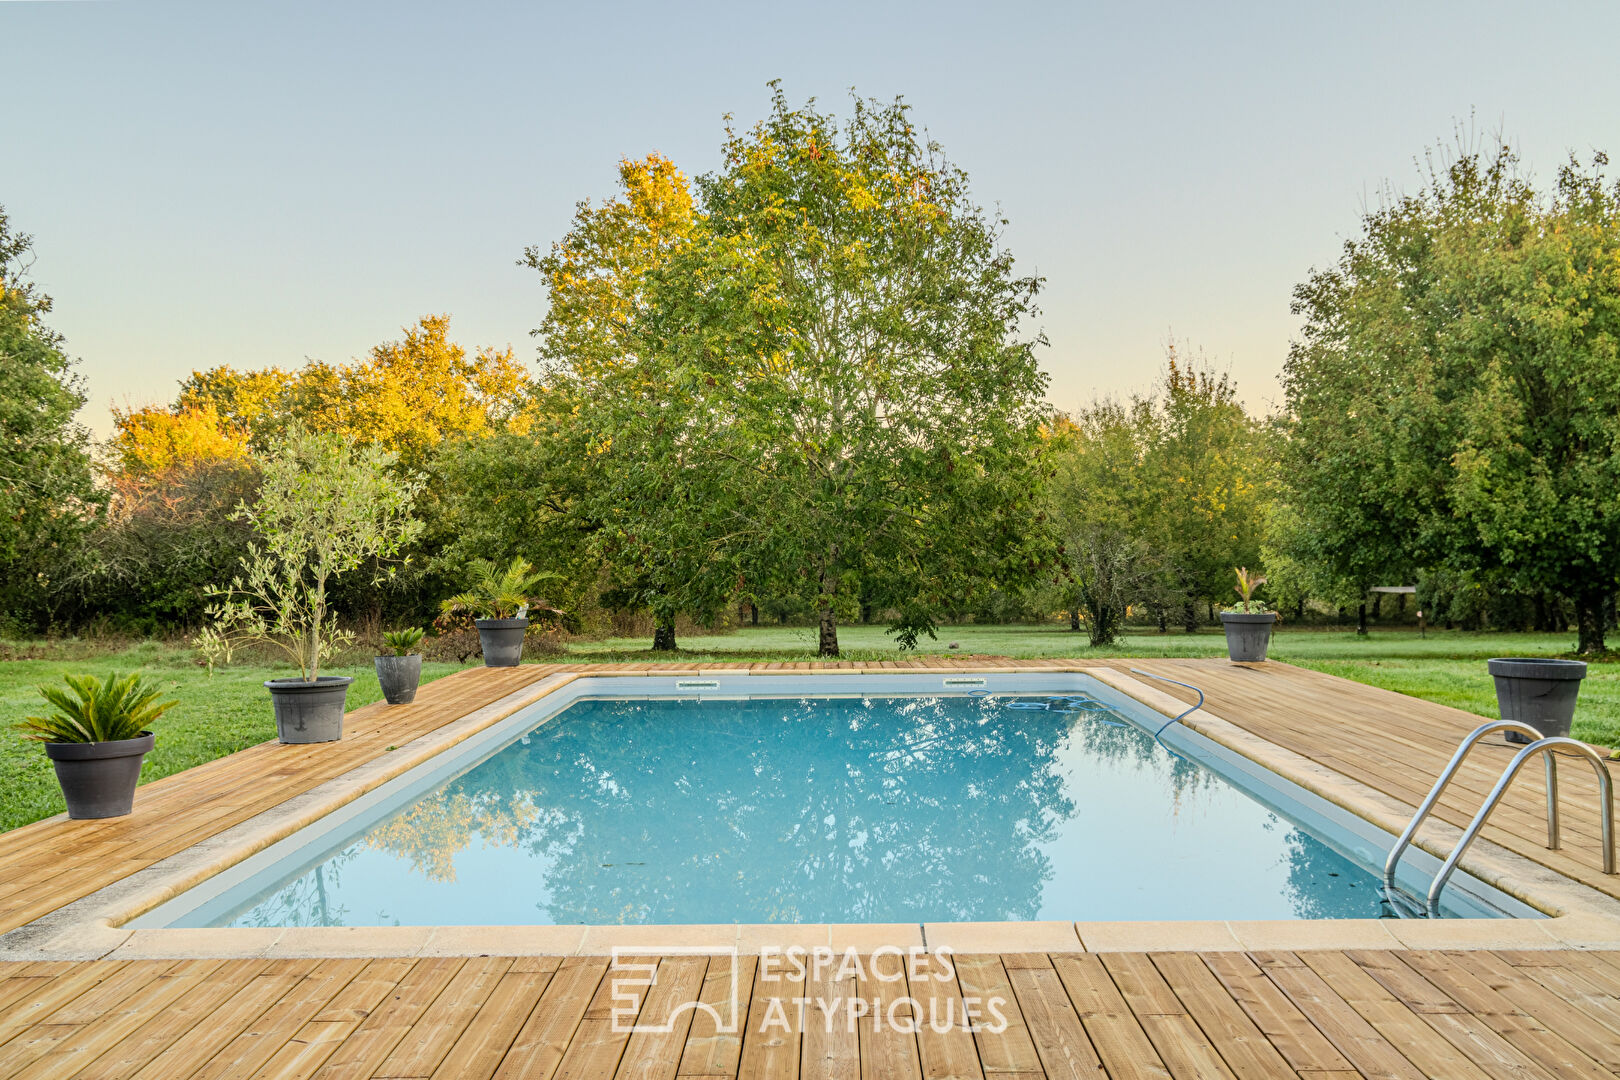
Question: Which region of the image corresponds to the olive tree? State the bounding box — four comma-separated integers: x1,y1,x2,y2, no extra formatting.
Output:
200,428,423,678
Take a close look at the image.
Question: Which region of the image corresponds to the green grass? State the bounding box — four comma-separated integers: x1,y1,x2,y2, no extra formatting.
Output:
0,643,468,832
1,625,1612,835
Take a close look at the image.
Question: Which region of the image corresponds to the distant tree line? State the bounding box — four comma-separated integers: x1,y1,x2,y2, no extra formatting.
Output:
4,100,1619,654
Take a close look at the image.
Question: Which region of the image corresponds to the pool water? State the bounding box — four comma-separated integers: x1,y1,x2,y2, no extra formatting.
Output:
205,692,1486,927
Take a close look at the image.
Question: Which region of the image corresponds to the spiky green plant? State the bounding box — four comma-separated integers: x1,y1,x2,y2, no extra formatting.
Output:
1232,566,1269,614
18,673,178,744
440,557,557,621
382,627,426,656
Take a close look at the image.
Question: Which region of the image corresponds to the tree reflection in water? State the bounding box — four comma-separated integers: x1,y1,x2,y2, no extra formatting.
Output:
224,694,1395,926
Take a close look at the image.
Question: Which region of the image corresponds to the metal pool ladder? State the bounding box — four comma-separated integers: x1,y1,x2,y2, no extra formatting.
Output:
1384,720,1616,914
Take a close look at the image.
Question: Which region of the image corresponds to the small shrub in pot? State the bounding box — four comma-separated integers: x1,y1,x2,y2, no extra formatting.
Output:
376,627,426,705
199,427,424,742
439,557,568,668
1219,567,1277,662
19,673,178,819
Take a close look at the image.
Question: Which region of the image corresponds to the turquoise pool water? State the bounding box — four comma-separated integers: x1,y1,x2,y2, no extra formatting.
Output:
172,688,1507,927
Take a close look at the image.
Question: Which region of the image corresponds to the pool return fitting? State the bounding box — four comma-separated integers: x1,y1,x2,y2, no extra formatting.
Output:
1384,719,1616,915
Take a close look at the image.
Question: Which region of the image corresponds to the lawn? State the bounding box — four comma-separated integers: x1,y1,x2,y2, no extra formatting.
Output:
0,642,469,832
0,625,1612,834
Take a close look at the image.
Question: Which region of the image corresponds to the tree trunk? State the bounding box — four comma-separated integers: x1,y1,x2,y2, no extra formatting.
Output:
1157,607,1168,634
1295,597,1305,621
652,620,676,651
1356,602,1368,636
818,607,839,657
1069,607,1082,632
1088,602,1118,647
1207,602,1215,624
1182,601,1198,634
1371,593,1382,619
860,600,873,624
1576,588,1609,655
1533,593,1549,633
750,603,759,626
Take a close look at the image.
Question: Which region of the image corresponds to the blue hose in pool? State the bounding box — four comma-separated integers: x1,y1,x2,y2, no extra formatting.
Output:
1127,668,1205,762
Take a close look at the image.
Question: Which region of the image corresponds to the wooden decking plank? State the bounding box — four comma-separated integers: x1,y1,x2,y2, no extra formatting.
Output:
1447,951,1620,1071
126,958,324,1080
369,955,511,1079
0,960,166,1076
1341,949,1565,1080
71,959,268,1080
856,949,924,1080
427,963,557,1080
549,954,654,1080
1001,955,1104,1080
1094,953,1238,1080
2,959,216,1080
677,954,756,1079
490,955,609,1080
1491,951,1620,1040
615,956,709,1080
1247,951,1429,1080
1048,954,1168,1080
185,958,369,1080
307,956,465,1080
253,956,417,1080
907,952,982,1080
734,950,805,1080
800,958,859,1080
1148,952,1302,1080
1199,951,1355,1075
953,955,1042,1076
1397,950,1615,1080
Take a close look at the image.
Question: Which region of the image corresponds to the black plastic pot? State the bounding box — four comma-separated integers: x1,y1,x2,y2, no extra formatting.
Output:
44,732,154,819
264,675,354,743
476,617,529,667
1488,658,1586,744
1219,611,1276,662
374,654,422,705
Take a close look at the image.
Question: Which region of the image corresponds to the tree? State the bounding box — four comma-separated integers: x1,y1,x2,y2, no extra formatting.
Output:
201,428,424,678
1044,409,1161,646
526,153,734,650
1285,143,1620,652
634,87,1052,655
109,402,248,476
0,204,100,626
1139,349,1274,631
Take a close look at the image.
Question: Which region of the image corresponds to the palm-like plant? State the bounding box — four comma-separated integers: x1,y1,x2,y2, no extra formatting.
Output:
1232,566,1269,614
440,557,557,621
19,673,178,744
381,627,426,655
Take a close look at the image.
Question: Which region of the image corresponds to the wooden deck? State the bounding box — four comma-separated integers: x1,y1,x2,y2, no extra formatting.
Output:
3,947,1620,1078
2,656,1620,1077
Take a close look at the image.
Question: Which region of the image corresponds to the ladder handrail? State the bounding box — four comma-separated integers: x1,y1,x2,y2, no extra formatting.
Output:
1384,720,1547,888
1426,736,1616,913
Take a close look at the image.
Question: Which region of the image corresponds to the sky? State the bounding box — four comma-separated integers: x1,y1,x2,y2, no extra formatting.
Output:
6,0,1620,437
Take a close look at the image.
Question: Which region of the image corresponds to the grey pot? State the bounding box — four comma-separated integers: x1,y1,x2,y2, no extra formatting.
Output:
264,676,354,744
44,732,155,819
476,617,529,667
1488,657,1586,744
374,653,423,705
1220,611,1277,662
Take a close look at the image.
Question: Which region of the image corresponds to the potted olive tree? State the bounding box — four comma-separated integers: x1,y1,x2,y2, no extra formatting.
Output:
202,427,423,743
440,557,562,667
1219,566,1277,662
376,627,426,705
19,673,178,819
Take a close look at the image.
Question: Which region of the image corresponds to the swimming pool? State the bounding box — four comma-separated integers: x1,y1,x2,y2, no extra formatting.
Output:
130,673,1536,927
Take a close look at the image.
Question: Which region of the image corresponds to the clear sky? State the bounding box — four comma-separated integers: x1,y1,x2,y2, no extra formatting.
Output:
7,0,1620,436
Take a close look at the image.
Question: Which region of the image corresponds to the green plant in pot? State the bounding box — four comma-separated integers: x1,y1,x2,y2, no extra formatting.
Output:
1218,566,1277,662
440,557,565,667
376,627,426,705
19,673,178,819
202,427,423,743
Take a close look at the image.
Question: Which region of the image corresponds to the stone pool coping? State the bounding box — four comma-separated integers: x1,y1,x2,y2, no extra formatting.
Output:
3,663,1617,961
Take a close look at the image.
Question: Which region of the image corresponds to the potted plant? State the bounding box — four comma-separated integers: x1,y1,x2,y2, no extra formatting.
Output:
19,673,178,819
440,557,561,667
1219,566,1277,662
1488,658,1588,744
202,427,423,743
376,627,425,705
